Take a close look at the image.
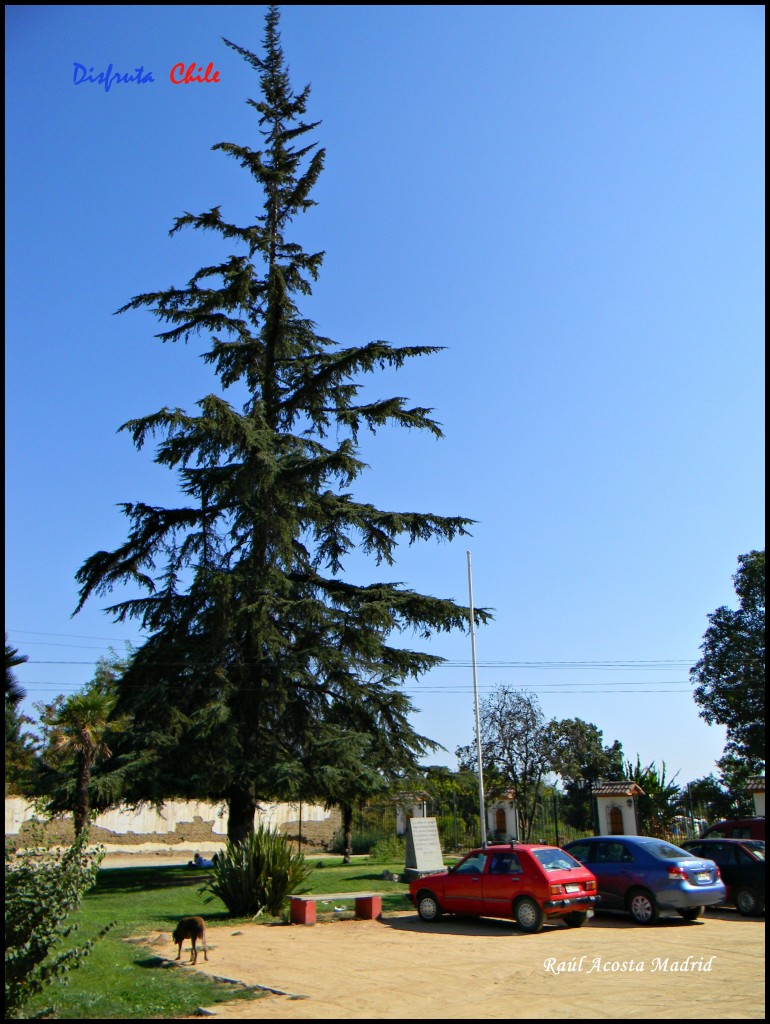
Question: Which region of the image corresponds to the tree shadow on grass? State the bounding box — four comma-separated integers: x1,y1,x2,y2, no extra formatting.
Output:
337,871,400,883
94,866,209,893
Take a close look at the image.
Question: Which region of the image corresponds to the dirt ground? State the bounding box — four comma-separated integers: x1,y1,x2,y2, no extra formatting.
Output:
103,855,763,1020
154,908,764,1020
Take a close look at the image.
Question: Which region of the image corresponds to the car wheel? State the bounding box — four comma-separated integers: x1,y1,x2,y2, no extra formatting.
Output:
563,911,588,928
677,906,703,921
416,891,443,922
515,897,544,934
628,889,659,925
735,887,763,917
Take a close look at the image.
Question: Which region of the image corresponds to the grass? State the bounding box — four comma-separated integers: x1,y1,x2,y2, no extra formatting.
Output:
18,856,414,1019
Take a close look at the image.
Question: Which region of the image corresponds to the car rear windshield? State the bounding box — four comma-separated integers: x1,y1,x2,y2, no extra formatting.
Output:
532,848,583,871
648,841,694,860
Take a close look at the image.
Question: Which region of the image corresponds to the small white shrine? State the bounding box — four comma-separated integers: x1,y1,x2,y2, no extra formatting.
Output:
746,776,765,816
395,793,428,836
487,791,519,841
593,781,645,836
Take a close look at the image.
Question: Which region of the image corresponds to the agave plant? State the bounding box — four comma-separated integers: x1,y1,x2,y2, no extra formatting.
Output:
199,825,312,917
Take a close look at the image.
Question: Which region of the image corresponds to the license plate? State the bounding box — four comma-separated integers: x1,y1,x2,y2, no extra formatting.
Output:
696,872,710,882
565,884,580,893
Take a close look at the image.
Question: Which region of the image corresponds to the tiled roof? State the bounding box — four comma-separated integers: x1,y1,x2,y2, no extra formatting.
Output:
593,781,645,797
746,776,765,792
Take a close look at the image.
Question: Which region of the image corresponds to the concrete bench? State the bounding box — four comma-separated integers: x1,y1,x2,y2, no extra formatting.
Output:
289,891,383,925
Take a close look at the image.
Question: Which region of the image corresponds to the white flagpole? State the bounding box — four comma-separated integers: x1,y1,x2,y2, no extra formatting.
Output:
467,550,487,847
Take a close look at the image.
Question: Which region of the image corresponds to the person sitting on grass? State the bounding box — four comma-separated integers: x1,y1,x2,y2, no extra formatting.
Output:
188,852,214,868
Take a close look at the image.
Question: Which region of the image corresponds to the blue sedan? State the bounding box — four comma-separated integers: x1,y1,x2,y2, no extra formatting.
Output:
563,835,726,924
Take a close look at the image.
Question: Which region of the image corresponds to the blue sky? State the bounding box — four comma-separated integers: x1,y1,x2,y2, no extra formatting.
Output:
5,5,764,788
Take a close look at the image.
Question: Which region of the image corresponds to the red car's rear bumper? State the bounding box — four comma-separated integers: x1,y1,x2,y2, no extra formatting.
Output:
542,895,601,913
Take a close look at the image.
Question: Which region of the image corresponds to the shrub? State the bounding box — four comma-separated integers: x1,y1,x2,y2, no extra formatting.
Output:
5,828,112,1018
368,835,406,863
199,825,312,917
330,827,383,856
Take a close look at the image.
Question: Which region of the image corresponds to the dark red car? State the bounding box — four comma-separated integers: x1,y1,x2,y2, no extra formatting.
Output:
408,844,599,933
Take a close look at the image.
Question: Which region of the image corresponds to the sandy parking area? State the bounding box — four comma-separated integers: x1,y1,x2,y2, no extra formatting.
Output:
157,907,764,1019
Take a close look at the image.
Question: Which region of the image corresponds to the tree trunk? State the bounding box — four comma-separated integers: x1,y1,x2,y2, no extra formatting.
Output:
340,803,354,864
227,788,258,844
74,754,91,836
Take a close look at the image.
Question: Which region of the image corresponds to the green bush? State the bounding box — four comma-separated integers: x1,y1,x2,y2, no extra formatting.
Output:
330,827,384,855
199,825,312,918
5,828,113,1018
368,835,406,863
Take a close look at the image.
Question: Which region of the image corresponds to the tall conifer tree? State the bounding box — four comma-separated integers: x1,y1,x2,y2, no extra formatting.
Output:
75,7,487,841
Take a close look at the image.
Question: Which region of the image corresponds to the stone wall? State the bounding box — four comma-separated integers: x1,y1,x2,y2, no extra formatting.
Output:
5,797,341,854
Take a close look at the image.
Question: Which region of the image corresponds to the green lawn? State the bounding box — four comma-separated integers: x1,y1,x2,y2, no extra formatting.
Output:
19,856,413,1019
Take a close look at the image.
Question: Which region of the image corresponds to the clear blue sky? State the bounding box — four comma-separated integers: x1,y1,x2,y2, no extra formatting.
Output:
6,5,765,788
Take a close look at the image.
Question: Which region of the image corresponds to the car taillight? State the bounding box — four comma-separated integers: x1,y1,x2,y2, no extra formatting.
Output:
668,865,687,879
550,884,564,895
584,879,597,891
715,866,722,879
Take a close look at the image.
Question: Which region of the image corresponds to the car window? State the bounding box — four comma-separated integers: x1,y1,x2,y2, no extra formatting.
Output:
453,852,488,875
743,841,766,857
649,841,692,860
731,828,752,839
736,846,761,864
488,852,523,875
592,841,634,864
712,843,736,864
565,842,593,863
532,848,583,871
684,843,703,857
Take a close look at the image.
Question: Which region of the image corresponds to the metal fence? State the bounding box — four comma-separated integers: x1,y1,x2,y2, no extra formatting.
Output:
332,795,715,857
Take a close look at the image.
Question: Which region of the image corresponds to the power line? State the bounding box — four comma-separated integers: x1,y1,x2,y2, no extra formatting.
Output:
8,629,140,642
6,630,692,671
18,679,693,694
22,658,693,669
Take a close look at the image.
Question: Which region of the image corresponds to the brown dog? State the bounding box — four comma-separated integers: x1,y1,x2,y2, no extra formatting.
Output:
172,916,208,964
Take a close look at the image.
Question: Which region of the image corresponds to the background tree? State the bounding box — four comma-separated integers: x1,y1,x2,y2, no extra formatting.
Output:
422,765,481,826
275,671,439,863
5,639,37,793
5,638,27,710
392,764,481,851
682,774,737,824
548,718,624,831
74,8,488,842
34,654,131,831
46,693,120,835
691,549,765,763
713,753,758,817
457,686,551,841
625,756,681,836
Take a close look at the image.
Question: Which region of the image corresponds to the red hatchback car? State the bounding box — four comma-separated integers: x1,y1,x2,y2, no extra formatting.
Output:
408,844,599,933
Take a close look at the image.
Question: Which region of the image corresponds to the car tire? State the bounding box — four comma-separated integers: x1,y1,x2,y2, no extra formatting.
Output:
677,906,703,921
735,887,763,917
416,891,443,922
563,911,588,928
628,889,659,925
515,897,544,934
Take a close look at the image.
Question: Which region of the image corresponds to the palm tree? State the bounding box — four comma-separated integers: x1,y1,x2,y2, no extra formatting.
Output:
625,757,681,837
52,692,119,834
6,638,28,744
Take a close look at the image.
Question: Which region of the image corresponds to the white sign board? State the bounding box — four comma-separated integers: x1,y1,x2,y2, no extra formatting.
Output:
405,816,444,874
